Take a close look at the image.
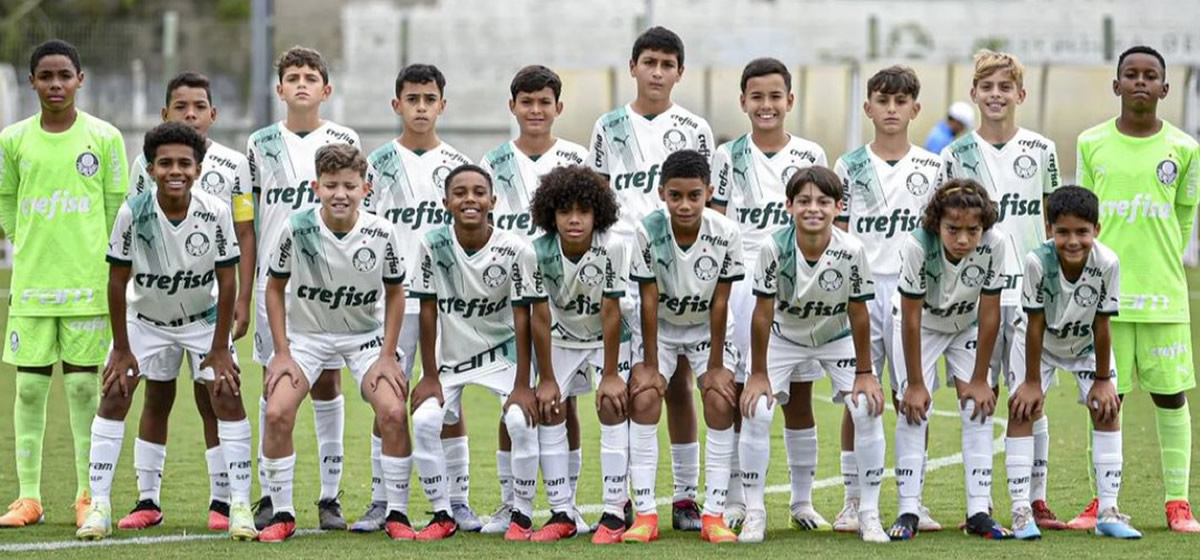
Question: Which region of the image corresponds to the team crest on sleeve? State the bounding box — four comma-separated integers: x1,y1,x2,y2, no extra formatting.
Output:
905,172,930,196
352,247,377,272
960,264,986,288
1013,155,1038,179
693,255,719,281
185,232,210,257
818,268,844,291
579,263,604,287
200,171,226,195
663,129,687,152
1157,159,1179,185
483,263,508,288
780,165,801,185
1073,284,1100,307
76,151,99,177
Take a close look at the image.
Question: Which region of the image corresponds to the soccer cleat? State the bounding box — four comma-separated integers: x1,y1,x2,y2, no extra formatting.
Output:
1166,501,1200,533
1011,506,1042,541
415,510,457,541
963,512,1014,539
700,513,737,543
257,511,296,543
316,494,347,530
531,510,577,542
452,502,483,532
833,498,860,533
624,500,634,528
917,504,942,532
1031,500,1067,530
724,502,746,533
480,503,511,534
208,500,230,531
350,500,388,533
385,510,416,540
887,513,920,541
504,510,533,541
672,499,702,531
74,490,91,528
858,510,889,544
621,512,659,543
252,496,274,531
228,502,257,541
738,510,766,543
0,498,43,527
789,503,831,531
118,499,164,530
1066,498,1098,531
75,502,112,540
591,513,626,544
573,506,591,535
1096,507,1142,539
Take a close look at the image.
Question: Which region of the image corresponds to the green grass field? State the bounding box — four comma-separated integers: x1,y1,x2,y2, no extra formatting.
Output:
1,272,1199,559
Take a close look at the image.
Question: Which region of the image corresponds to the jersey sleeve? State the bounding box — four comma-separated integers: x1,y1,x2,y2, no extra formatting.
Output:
1042,140,1061,194
587,118,608,176
267,223,293,278
105,203,134,267
752,242,778,297
1174,145,1199,243
214,203,240,268
849,242,875,302
1020,251,1044,313
104,131,129,197
813,145,829,168
246,137,262,194
129,155,152,196
512,241,547,305
1099,256,1120,316
833,157,851,222
897,234,925,298
362,159,379,214
603,235,629,299
719,226,745,283
981,235,1008,295
0,136,18,240
382,229,405,285
232,156,254,222
1074,138,1093,189
696,120,714,160
710,145,732,206
410,238,436,300
630,223,655,283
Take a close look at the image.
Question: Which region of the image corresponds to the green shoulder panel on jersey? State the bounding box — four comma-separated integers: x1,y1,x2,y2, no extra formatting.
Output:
599,106,639,171
770,223,797,301
913,228,944,296
289,208,326,281
839,145,884,210
729,134,760,205
1033,240,1060,301
531,233,564,292
642,210,674,272
127,190,164,272
249,123,290,184
944,133,993,185
484,142,528,209
424,225,462,299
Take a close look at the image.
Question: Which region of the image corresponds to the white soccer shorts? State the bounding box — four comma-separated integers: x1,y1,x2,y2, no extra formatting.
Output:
653,321,740,381
988,305,1019,387
730,257,756,382
125,316,237,384
1007,316,1115,404
765,333,857,404
288,328,404,391
869,274,898,387
889,311,980,394
253,287,343,369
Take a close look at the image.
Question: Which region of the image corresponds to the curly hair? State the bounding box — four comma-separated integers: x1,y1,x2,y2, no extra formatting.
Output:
1046,185,1099,226
920,178,998,233
530,165,618,234
315,143,367,179
143,121,207,164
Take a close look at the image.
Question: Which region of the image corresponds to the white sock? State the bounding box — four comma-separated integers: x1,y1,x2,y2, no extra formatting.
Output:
205,447,230,504
738,396,772,513
629,421,659,514
496,450,513,506
312,396,345,501
840,451,859,504
411,399,450,513
538,422,571,513
1094,430,1122,512
217,419,253,505
133,439,166,505
784,427,818,507
370,434,385,503
1031,416,1049,502
568,447,582,508
599,422,629,516
443,436,470,506
726,431,744,507
1005,436,1034,511
894,416,927,515
670,442,699,502
960,400,995,516
702,426,734,515
848,398,885,515
504,406,538,518
257,396,268,499
262,454,296,516
88,417,125,505
380,454,412,516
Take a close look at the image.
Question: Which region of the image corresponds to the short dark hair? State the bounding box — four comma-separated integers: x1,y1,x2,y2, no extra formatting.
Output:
510,65,562,101
444,163,492,194
660,149,709,186
396,63,446,98
631,26,685,67
143,122,207,164
1046,185,1099,226
165,71,212,106
740,57,791,93
530,166,619,234
315,143,367,179
786,166,843,202
276,46,328,83
29,39,81,75
1117,45,1166,75
867,65,921,99
921,179,998,233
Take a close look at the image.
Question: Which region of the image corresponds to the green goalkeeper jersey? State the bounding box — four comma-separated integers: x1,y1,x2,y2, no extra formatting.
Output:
1075,118,1199,323
0,111,128,317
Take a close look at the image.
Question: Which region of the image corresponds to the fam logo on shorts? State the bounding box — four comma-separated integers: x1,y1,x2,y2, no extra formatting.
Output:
432,165,452,188
663,129,687,152
579,263,604,287
1157,159,1179,185
780,165,801,185
76,151,100,177
818,268,844,291
352,247,377,272
905,172,930,196
693,255,719,282
1013,155,1038,179
960,264,986,288
200,171,226,195
185,232,211,257
1073,283,1100,308
483,263,508,288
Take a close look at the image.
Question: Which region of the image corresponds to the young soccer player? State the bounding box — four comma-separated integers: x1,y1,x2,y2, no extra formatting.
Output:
624,149,743,544
363,63,476,533
888,179,1009,541
247,46,359,530
257,144,412,542
1004,186,1140,540
588,26,715,530
408,164,549,542
833,65,942,533
75,122,253,541
710,57,827,528
0,39,128,529
123,71,257,531
526,165,628,543
939,51,1063,530
1072,45,1200,533
738,166,886,543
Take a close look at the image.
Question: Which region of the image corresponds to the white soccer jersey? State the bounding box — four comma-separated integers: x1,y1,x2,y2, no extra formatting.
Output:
248,120,359,287
480,139,588,242
940,128,1060,306
754,226,874,347
1022,240,1120,359
588,103,714,238
712,133,828,259
532,230,628,349
131,140,250,212
107,190,239,324
895,228,1007,334
410,226,546,375
631,207,744,328
835,144,942,276
268,209,404,334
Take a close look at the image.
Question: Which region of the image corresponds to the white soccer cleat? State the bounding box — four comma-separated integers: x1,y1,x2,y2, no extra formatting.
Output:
738,510,766,543
480,503,511,535
858,510,890,544
789,503,831,531
572,506,591,535
833,498,860,533
229,502,258,541
75,502,112,541
917,504,942,532
724,502,747,532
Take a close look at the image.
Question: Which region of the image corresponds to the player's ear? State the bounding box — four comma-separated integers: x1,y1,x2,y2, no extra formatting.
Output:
275,82,284,99
658,186,666,202
160,106,169,122
555,100,564,115
1111,78,1120,97
911,101,921,118
704,183,713,202
786,91,795,112
391,97,402,115
322,82,333,100
739,93,747,112
1160,82,1170,99
77,71,84,87
210,106,218,123
508,98,516,114
628,58,637,77
1094,221,1101,236
1016,87,1027,104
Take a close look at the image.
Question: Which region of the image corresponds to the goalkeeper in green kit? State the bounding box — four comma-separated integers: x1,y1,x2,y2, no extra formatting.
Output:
0,39,128,529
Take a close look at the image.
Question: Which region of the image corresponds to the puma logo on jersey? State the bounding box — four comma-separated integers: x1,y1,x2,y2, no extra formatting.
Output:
962,161,981,174
612,134,630,149
299,247,319,264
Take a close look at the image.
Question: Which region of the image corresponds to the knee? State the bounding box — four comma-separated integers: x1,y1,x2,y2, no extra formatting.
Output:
209,394,245,421
744,397,773,438
379,403,409,433
63,373,98,399
597,398,626,425
1150,392,1187,409
97,394,132,420
702,390,735,422
631,386,662,416
503,405,533,438
264,401,296,432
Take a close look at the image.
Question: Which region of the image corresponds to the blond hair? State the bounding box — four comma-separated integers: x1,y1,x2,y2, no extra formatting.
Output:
973,49,1025,88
